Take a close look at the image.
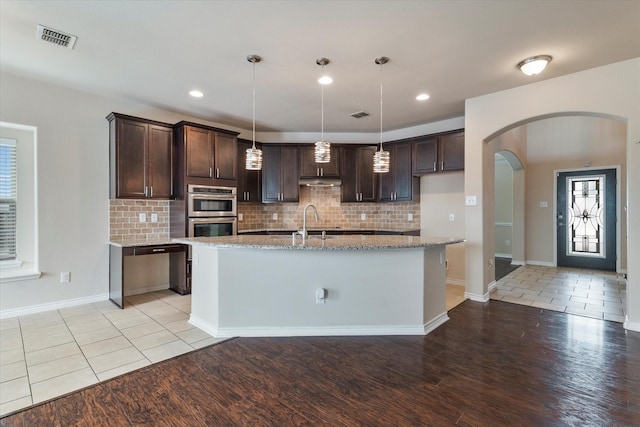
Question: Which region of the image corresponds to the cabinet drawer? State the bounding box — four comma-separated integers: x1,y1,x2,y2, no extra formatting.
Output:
133,245,185,256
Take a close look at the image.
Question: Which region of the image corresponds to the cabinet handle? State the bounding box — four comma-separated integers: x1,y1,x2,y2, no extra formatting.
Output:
152,248,165,253
441,161,444,170
216,168,220,178
144,186,148,197
209,167,212,178
320,168,324,177
150,186,153,198
317,168,320,177
433,162,436,172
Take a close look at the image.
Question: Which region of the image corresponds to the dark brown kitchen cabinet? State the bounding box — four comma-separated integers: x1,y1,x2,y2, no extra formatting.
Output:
379,141,418,202
108,113,174,199
413,130,464,175
237,139,261,202
174,122,239,188
262,145,299,203
299,146,340,178
340,145,377,202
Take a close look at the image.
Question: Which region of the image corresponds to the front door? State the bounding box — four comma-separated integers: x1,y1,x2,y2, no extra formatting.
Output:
556,169,616,271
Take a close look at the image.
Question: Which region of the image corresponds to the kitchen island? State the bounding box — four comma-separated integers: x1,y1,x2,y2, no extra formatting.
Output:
173,234,463,338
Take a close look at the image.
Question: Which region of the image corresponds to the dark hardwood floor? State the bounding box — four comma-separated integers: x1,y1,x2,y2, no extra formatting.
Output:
2,300,639,426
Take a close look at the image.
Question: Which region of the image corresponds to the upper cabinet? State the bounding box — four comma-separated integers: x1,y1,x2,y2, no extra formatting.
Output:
174,122,238,189
262,145,299,203
237,139,261,202
108,113,174,199
379,141,418,202
413,130,464,175
341,145,377,202
299,146,340,178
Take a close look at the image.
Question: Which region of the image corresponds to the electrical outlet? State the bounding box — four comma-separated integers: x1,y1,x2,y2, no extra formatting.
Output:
150,212,158,223
465,195,477,206
60,272,70,283
449,213,455,221
408,213,413,221
238,213,244,221
139,213,146,223
360,213,366,221
506,240,511,246
272,212,278,220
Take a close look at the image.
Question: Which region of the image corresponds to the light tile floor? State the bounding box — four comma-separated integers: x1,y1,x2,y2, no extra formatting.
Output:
490,264,627,323
446,283,466,311
0,290,226,416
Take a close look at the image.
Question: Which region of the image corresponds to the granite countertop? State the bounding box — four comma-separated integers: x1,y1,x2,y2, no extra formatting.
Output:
172,234,463,251
109,238,180,247
238,227,421,234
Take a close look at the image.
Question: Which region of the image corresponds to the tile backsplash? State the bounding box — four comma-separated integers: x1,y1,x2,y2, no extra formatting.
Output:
238,187,419,231
109,199,170,242
109,188,419,241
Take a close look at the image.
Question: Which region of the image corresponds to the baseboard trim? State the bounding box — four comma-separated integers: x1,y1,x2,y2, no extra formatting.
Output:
526,260,556,267
488,281,497,293
124,284,170,297
189,316,447,338
0,293,109,319
494,253,512,259
465,291,490,302
446,278,465,287
623,318,640,333
511,259,526,266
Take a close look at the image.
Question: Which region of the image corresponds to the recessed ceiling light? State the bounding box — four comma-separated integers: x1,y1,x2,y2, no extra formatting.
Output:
189,90,204,98
416,93,430,101
318,76,333,85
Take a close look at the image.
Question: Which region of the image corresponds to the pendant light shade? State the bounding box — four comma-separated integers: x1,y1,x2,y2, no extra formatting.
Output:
245,54,263,170
373,56,390,173
315,57,331,163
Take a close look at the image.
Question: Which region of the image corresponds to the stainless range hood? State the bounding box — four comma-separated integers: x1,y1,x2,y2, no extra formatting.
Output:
299,177,342,187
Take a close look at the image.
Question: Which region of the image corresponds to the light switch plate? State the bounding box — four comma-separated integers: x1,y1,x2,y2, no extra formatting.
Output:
449,213,455,221
360,213,366,221
139,213,146,222
150,212,158,223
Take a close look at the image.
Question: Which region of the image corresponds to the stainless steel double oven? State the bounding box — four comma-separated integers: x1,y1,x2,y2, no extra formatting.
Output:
187,185,237,238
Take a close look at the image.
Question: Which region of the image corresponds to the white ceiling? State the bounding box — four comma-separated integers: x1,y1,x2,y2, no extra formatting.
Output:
2,1,639,135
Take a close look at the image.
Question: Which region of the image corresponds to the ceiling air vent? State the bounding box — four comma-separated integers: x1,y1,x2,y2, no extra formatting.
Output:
350,111,369,119
36,24,77,49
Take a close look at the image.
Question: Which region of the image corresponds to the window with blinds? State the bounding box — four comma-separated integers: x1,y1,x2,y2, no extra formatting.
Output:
0,138,17,261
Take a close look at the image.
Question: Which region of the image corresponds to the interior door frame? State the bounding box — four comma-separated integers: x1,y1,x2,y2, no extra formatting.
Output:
553,165,621,272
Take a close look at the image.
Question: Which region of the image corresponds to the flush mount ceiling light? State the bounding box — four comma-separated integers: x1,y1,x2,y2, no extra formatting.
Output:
517,55,552,76
373,56,390,174
245,54,263,170
189,90,203,98
416,93,430,101
315,57,332,163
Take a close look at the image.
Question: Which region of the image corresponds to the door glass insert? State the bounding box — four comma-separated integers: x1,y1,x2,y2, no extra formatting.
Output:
566,175,605,258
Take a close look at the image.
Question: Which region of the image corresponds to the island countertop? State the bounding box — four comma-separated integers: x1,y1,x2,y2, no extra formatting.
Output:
172,234,463,250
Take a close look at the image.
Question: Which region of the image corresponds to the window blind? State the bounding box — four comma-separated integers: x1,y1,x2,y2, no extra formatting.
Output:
0,138,17,260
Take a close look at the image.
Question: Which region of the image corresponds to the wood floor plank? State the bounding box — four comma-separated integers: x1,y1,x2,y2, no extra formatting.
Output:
1,300,638,426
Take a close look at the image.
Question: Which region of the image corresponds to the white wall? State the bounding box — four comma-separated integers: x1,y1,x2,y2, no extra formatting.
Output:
465,58,640,331
0,73,241,314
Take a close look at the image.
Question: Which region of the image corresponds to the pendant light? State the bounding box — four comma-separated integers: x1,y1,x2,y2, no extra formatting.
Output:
315,57,332,163
245,54,263,170
373,56,390,173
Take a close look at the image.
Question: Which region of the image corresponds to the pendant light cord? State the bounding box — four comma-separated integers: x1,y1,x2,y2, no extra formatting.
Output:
321,64,325,141
252,60,257,150
379,61,384,150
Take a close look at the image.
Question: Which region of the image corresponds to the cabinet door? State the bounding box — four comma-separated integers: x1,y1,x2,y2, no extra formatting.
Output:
147,125,173,199
280,146,299,202
237,140,261,202
439,131,465,172
393,141,413,201
340,147,359,202
380,142,412,202
116,119,147,198
214,133,237,181
185,126,213,178
413,136,438,174
300,146,340,177
357,146,378,202
261,145,282,202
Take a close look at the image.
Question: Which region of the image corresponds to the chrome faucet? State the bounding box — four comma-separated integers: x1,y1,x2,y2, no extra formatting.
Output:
298,203,319,245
